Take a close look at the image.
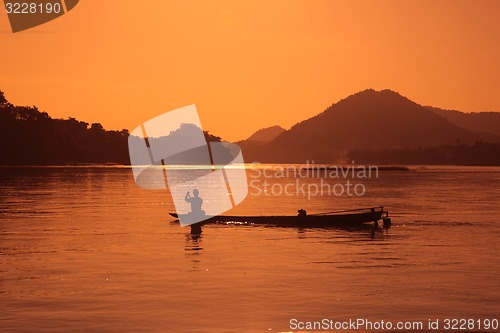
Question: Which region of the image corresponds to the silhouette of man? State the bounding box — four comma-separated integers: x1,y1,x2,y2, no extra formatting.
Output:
185,189,204,216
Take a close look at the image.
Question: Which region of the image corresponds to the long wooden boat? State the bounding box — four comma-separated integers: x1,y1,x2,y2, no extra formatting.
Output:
169,207,391,228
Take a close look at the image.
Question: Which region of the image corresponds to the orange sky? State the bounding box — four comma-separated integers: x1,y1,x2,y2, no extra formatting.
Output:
1,0,499,141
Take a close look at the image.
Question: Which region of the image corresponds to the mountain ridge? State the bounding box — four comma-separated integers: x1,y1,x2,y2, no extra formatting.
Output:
427,106,500,137
241,89,500,163
245,125,286,143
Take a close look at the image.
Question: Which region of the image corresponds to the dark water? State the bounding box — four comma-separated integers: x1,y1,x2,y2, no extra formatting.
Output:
0,166,499,332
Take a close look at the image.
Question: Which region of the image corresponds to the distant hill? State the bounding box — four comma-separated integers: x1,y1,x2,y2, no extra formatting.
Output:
428,107,500,137
237,126,287,160
242,89,500,163
246,125,286,143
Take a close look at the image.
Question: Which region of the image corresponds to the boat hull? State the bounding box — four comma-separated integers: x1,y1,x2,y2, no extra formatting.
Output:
169,209,386,228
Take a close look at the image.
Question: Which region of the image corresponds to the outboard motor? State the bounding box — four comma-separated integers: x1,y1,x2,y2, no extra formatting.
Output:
383,212,392,228
298,209,307,217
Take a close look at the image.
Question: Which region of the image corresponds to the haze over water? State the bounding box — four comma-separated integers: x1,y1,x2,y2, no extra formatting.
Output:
1,166,499,332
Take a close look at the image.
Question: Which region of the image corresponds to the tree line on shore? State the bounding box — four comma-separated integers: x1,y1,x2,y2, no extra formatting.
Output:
0,91,220,165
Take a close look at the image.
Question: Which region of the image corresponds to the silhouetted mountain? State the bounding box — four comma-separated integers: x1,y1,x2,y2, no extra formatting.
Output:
0,91,220,165
237,126,286,162
428,106,500,137
2,89,500,166
243,89,500,163
246,125,286,143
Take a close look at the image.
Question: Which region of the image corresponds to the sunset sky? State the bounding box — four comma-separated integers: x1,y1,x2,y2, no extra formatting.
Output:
1,0,499,141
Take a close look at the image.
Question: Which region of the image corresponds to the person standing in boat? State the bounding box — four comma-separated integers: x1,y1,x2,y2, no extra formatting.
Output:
185,189,205,216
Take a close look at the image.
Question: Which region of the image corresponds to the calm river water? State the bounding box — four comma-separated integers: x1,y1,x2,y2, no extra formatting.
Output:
1,166,499,332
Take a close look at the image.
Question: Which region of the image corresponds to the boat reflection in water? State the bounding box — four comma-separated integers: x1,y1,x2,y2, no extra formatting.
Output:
184,225,203,270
